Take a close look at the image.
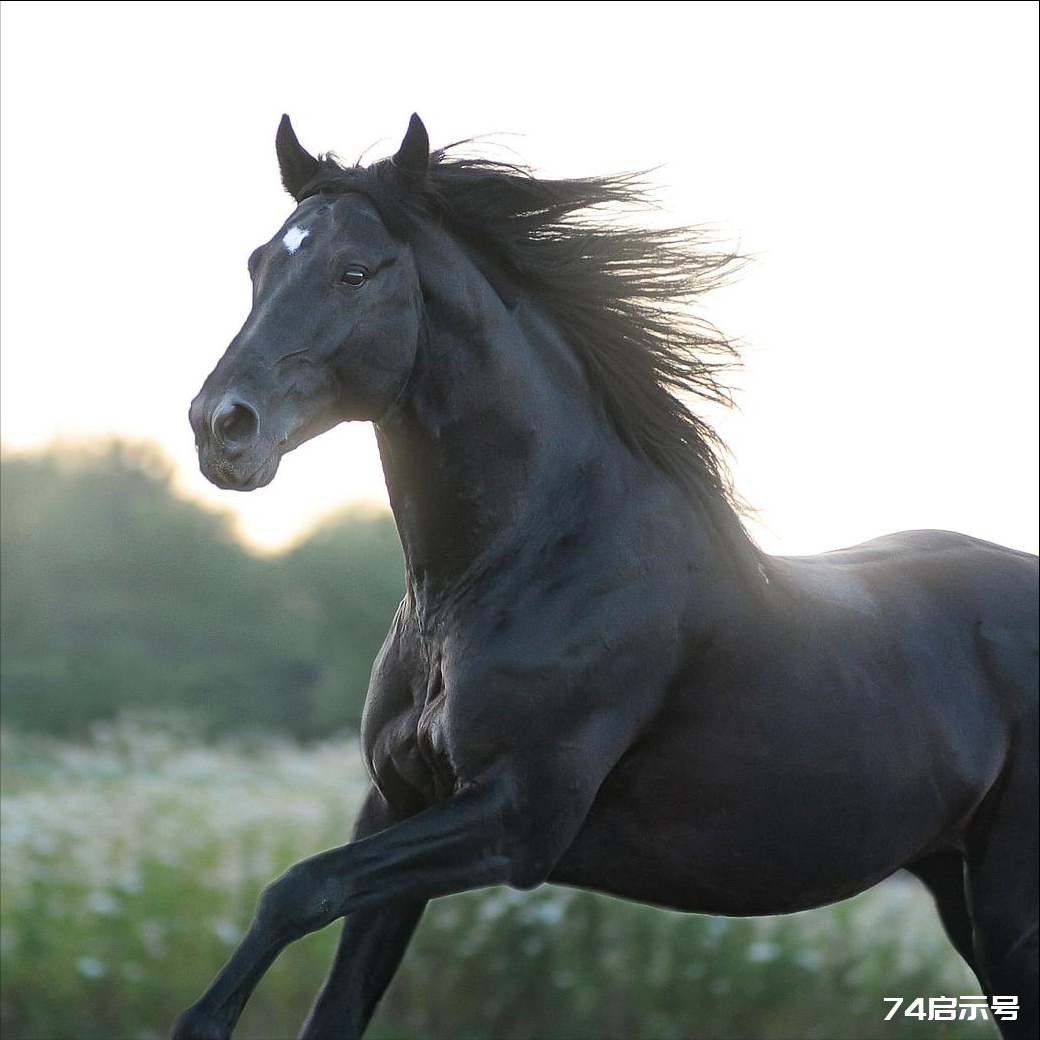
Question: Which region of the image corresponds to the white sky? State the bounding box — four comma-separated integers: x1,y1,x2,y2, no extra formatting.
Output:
1,2,1037,555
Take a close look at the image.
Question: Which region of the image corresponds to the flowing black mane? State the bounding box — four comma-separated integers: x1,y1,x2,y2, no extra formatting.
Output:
297,147,757,559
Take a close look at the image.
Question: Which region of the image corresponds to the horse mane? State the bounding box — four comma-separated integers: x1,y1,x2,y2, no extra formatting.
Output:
298,146,761,567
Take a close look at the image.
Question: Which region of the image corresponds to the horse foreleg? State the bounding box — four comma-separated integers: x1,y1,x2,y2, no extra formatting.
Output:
296,899,425,1040
297,788,426,1040
172,770,593,1040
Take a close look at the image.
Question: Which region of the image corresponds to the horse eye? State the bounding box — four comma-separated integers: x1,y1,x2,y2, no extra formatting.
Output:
341,267,367,287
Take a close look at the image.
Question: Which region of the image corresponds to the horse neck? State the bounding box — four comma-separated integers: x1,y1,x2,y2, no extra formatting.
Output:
373,235,749,613
375,291,594,594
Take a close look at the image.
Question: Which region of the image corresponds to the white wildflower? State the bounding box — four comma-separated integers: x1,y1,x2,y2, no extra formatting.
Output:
747,941,780,963
86,891,122,916
76,956,107,979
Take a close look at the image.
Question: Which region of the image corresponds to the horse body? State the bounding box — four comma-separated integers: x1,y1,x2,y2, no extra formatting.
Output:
176,114,1037,1040
555,532,1035,915
370,413,1033,916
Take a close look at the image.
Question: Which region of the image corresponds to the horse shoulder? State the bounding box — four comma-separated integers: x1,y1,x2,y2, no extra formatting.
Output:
429,602,683,782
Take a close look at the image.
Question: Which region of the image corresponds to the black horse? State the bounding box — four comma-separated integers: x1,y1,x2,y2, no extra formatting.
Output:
178,115,1038,1040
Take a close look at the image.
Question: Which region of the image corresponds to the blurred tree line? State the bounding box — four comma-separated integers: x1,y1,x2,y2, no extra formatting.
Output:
0,441,405,739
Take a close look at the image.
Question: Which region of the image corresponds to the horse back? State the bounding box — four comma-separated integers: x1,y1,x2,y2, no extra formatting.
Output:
771,528,1038,737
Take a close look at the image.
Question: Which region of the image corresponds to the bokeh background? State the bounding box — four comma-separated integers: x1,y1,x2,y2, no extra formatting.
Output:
1,3,1036,1039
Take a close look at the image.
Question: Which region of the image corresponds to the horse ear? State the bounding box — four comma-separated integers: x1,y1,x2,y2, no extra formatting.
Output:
392,113,429,185
276,114,321,201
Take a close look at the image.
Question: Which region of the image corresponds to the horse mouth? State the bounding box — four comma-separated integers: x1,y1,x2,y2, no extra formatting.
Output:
200,449,281,492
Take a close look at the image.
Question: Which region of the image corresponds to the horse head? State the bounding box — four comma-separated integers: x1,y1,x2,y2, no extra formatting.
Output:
189,115,429,491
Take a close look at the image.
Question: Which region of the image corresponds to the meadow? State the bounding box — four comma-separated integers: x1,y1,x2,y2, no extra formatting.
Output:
0,718,997,1040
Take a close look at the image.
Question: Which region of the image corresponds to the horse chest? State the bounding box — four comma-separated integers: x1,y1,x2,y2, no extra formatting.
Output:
366,657,461,807
413,679,458,800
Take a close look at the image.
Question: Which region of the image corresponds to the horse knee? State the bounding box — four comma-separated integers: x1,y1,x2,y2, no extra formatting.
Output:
257,862,338,939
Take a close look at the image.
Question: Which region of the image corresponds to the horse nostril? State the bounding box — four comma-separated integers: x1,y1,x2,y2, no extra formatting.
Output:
212,400,259,448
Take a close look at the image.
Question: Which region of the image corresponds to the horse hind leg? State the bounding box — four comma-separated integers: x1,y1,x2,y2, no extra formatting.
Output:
965,748,1039,1040
905,849,981,982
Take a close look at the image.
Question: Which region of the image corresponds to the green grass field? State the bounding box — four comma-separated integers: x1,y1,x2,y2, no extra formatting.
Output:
0,720,998,1040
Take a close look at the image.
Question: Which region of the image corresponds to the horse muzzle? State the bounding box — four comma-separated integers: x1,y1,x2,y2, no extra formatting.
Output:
190,392,282,492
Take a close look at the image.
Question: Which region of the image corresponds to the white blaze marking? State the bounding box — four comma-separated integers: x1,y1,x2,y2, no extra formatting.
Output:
283,226,310,255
